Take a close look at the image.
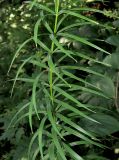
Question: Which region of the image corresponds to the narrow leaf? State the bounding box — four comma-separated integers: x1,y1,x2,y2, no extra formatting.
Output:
57,113,96,139
38,117,47,160
28,131,38,159
47,102,63,139
63,142,84,160
32,3,55,14
54,86,98,114
7,102,30,130
60,10,99,24
52,130,67,160
32,74,42,120
34,18,42,46
59,33,110,55
11,56,33,96
8,37,33,74
50,34,77,62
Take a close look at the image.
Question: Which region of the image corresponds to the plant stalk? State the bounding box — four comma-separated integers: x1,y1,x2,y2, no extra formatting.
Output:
49,1,59,103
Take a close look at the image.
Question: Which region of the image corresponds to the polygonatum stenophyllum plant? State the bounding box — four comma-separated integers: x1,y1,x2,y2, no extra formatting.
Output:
7,0,119,159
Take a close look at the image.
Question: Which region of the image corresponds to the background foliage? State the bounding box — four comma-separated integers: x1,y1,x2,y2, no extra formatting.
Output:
0,0,119,160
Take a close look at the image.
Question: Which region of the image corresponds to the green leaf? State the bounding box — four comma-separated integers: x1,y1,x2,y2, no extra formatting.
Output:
11,78,34,83
59,33,110,55
55,99,98,123
28,130,38,159
7,37,33,74
32,147,40,160
85,154,109,160
29,102,34,133
29,59,47,69
38,117,47,160
52,130,67,160
95,77,115,98
57,113,96,139
48,143,55,160
61,65,106,78
48,57,70,87
61,69,100,90
43,20,53,34
113,19,119,27
57,14,68,30
37,39,51,52
104,52,119,69
71,7,118,19
80,113,119,136
58,22,91,33
31,3,55,14
50,34,77,62
11,56,33,96
7,102,30,130
75,52,110,66
60,10,99,24
47,101,63,139
106,35,119,47
54,86,98,113
13,110,46,127
34,18,42,46
63,142,84,160
32,74,42,120
69,84,108,99
64,126,103,148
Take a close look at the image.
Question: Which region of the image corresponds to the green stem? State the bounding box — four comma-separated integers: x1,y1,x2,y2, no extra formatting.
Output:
49,1,59,103
115,71,119,111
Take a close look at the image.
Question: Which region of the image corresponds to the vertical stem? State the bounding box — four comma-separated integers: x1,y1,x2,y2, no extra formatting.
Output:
115,71,119,111
49,1,59,103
